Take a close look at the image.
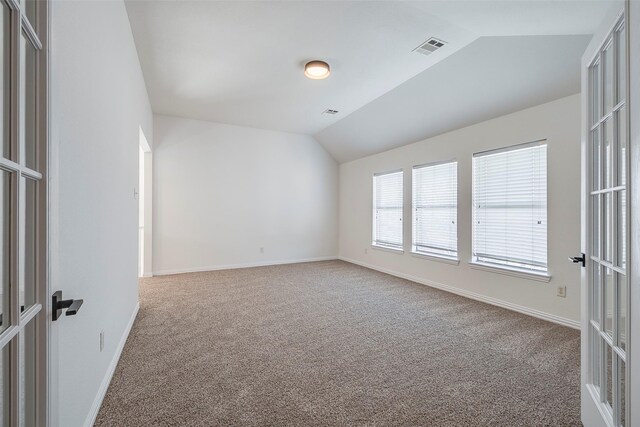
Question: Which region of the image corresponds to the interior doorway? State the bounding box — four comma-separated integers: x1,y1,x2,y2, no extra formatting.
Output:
138,146,145,277
138,127,152,278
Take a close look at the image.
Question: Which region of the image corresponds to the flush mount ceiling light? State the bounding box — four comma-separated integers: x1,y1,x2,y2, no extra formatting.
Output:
304,60,331,80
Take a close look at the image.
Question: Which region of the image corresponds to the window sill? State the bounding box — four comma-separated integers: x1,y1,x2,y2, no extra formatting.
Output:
468,261,551,283
371,244,404,254
410,251,459,265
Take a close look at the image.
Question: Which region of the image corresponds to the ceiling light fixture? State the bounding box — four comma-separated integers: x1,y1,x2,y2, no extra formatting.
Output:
304,60,331,80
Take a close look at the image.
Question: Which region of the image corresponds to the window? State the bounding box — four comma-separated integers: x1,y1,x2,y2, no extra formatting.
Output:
412,161,457,259
472,141,547,273
372,170,403,251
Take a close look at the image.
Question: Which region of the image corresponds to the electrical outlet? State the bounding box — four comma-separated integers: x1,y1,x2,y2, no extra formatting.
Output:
364,248,368,254
260,247,264,253
100,330,105,352
557,286,566,298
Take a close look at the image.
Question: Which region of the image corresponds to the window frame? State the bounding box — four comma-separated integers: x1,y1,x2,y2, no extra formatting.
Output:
411,159,458,263
471,140,550,280
372,169,404,252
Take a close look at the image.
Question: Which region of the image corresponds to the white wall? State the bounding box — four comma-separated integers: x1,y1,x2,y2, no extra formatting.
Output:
50,1,152,425
339,94,582,326
153,115,338,274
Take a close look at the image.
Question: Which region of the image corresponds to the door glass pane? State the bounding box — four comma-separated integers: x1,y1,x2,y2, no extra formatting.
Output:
0,4,9,160
616,26,625,104
605,342,613,408
591,62,601,124
592,261,601,325
619,357,626,426
617,190,626,269
603,268,613,337
603,119,612,189
20,33,36,170
21,178,36,311
0,345,9,426
604,192,613,263
617,272,627,351
592,129,601,190
592,327,601,389
603,42,614,113
20,320,36,427
591,195,601,258
617,109,626,187
0,170,9,333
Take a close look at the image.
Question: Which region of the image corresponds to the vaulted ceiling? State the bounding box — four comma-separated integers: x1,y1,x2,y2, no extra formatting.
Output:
125,0,618,162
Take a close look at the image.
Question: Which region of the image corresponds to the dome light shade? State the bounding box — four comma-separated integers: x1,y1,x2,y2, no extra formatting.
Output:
304,60,330,79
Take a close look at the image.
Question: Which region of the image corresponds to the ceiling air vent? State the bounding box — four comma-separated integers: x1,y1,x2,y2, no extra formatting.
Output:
413,37,447,56
323,109,339,115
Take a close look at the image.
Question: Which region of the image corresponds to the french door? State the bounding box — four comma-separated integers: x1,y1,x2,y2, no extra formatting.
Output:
0,0,48,425
581,5,629,427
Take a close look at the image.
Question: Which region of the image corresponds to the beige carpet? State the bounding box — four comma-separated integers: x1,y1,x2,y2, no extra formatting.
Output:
95,260,581,426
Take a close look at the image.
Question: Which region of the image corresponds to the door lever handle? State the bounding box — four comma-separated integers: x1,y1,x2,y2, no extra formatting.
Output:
568,253,585,267
65,299,84,316
52,291,84,321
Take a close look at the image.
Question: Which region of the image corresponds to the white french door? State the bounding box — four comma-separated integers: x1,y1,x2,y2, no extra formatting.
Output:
0,0,48,425
581,5,629,427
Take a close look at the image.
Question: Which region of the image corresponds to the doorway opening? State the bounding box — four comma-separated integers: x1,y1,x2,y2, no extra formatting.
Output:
138,127,151,278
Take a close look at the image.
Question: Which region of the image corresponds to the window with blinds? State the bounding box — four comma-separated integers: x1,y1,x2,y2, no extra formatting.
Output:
412,161,458,259
372,170,403,250
472,141,547,273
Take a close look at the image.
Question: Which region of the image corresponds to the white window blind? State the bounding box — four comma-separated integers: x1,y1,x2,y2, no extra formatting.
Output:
373,170,403,250
412,161,458,259
473,141,547,273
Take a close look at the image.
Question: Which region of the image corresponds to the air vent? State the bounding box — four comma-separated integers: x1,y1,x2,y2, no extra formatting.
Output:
413,37,447,56
323,109,339,115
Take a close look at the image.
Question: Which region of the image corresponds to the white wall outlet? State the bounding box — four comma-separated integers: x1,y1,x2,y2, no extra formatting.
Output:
557,286,566,298
100,330,105,352
364,248,368,254
133,187,139,200
260,247,264,253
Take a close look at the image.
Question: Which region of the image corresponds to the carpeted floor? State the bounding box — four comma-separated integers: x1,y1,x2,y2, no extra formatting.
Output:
95,260,581,426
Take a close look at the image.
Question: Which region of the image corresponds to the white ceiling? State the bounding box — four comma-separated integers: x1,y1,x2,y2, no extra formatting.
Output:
407,1,616,36
125,0,616,162
125,1,477,134
316,34,590,162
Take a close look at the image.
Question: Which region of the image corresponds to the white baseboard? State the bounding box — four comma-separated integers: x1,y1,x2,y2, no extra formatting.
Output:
153,256,338,276
339,256,581,330
84,302,140,427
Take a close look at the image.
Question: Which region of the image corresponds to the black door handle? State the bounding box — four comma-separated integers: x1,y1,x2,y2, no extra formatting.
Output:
52,291,84,321
66,299,84,316
568,253,585,267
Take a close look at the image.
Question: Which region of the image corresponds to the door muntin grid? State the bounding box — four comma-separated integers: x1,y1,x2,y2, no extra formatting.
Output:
587,16,628,427
0,0,45,425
